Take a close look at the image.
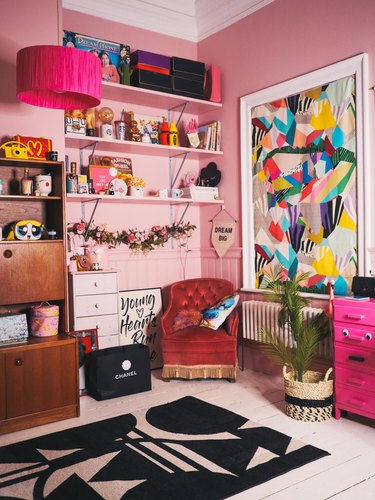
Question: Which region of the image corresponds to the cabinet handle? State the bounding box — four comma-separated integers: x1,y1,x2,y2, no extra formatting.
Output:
94,282,99,287
95,303,99,309
348,398,366,408
346,377,365,386
15,358,23,366
3,249,12,259
346,313,364,320
348,355,365,362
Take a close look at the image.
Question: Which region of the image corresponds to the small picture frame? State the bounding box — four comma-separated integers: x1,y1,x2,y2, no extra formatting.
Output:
67,328,99,353
78,183,89,194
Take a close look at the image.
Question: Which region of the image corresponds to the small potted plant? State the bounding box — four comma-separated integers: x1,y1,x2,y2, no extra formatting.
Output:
127,175,145,196
260,268,333,422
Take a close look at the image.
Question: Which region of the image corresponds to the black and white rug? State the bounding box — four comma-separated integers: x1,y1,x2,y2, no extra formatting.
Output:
0,396,329,499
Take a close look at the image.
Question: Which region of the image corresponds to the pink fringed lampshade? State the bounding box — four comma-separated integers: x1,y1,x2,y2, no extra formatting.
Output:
16,45,102,110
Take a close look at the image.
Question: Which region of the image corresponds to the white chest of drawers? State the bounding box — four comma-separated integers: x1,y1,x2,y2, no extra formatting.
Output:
68,270,119,349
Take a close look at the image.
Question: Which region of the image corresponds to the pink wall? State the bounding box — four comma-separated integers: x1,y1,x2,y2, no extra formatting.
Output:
0,0,64,152
3,0,375,296
198,0,375,261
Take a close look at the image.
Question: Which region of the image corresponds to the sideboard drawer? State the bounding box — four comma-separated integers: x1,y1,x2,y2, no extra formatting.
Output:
335,384,375,416
335,365,375,394
335,344,375,373
74,273,118,296
334,324,375,348
75,314,118,337
75,294,118,316
334,299,375,327
97,335,119,349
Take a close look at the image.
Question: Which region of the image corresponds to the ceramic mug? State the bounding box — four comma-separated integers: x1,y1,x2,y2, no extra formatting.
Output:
34,174,52,196
170,188,182,198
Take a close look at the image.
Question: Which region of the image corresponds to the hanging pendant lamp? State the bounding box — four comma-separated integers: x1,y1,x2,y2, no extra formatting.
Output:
16,45,102,110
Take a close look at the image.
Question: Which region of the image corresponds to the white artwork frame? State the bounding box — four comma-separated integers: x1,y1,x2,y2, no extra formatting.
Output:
240,54,370,293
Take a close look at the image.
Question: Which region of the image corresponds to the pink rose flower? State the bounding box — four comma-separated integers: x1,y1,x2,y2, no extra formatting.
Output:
74,222,86,235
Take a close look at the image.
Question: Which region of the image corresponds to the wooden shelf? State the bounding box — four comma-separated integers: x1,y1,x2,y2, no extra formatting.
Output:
65,134,223,158
0,195,61,201
0,158,61,168
1,239,64,244
101,81,222,114
67,193,224,205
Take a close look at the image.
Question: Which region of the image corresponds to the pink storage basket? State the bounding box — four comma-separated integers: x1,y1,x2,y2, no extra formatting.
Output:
30,303,59,337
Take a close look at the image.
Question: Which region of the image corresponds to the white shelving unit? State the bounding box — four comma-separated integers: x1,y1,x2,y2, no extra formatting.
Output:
64,82,224,218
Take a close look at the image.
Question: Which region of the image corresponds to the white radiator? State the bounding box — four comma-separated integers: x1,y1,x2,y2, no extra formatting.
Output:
242,300,332,359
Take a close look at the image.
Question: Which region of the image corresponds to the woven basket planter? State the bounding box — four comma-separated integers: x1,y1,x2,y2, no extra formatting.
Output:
283,366,334,422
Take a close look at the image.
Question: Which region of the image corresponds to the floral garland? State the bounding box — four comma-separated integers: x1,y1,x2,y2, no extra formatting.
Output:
67,221,196,254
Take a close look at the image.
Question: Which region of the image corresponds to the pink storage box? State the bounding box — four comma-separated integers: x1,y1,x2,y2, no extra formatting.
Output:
30,303,59,337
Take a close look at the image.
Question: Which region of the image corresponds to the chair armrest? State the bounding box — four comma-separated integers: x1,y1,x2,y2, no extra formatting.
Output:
225,307,239,337
161,306,177,336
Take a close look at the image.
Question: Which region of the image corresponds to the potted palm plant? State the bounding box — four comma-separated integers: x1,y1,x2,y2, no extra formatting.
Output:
260,269,333,422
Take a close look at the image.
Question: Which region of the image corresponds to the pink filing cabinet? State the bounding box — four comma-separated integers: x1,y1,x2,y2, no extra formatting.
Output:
333,298,375,420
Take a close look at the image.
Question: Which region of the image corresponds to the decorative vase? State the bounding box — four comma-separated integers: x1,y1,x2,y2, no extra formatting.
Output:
283,366,334,422
130,186,144,197
85,244,110,270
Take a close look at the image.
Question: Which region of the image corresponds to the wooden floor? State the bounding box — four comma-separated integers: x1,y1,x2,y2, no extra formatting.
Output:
2,368,375,499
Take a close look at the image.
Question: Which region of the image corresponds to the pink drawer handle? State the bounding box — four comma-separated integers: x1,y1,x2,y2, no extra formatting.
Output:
346,377,365,387
348,398,366,408
346,313,364,320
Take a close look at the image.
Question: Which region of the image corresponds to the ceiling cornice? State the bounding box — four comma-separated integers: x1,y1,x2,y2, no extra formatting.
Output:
62,0,274,42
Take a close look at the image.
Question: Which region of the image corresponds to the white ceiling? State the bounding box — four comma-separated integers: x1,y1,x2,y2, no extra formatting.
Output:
62,0,274,42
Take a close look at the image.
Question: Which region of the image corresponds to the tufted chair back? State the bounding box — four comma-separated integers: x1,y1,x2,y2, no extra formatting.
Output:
161,278,234,335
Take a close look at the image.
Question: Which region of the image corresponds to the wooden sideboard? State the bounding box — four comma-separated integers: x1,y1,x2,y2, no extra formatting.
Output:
0,335,79,435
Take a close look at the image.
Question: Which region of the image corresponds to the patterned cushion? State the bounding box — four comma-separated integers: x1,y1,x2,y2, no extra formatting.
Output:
172,309,203,332
200,295,239,330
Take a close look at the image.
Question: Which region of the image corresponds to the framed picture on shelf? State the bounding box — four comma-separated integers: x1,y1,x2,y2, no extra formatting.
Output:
91,155,133,176
88,164,117,193
67,328,99,353
63,31,130,84
124,111,163,144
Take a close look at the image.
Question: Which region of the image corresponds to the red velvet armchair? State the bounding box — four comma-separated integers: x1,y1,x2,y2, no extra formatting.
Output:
161,278,239,381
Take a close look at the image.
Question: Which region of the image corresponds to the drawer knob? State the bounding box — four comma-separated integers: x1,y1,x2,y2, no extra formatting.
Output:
15,358,23,366
342,329,349,337
94,282,99,287
95,303,99,309
365,332,372,341
3,249,12,259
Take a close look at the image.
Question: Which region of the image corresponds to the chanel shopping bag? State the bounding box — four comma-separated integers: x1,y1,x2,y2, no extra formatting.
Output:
86,344,151,401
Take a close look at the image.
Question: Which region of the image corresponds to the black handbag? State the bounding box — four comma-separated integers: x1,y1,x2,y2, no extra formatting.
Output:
86,344,151,401
351,276,375,298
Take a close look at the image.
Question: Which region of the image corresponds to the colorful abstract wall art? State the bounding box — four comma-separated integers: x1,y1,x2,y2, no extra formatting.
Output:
251,76,357,295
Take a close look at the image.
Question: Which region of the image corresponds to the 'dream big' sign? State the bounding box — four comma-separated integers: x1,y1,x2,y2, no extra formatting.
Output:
211,220,236,258
119,288,163,369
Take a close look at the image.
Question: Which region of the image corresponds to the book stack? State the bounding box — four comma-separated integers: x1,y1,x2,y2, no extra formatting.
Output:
181,186,219,201
197,121,221,151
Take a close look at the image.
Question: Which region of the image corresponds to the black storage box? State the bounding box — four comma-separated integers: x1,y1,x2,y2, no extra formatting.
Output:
86,344,151,401
170,56,205,82
172,75,205,99
352,276,375,297
130,69,172,93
